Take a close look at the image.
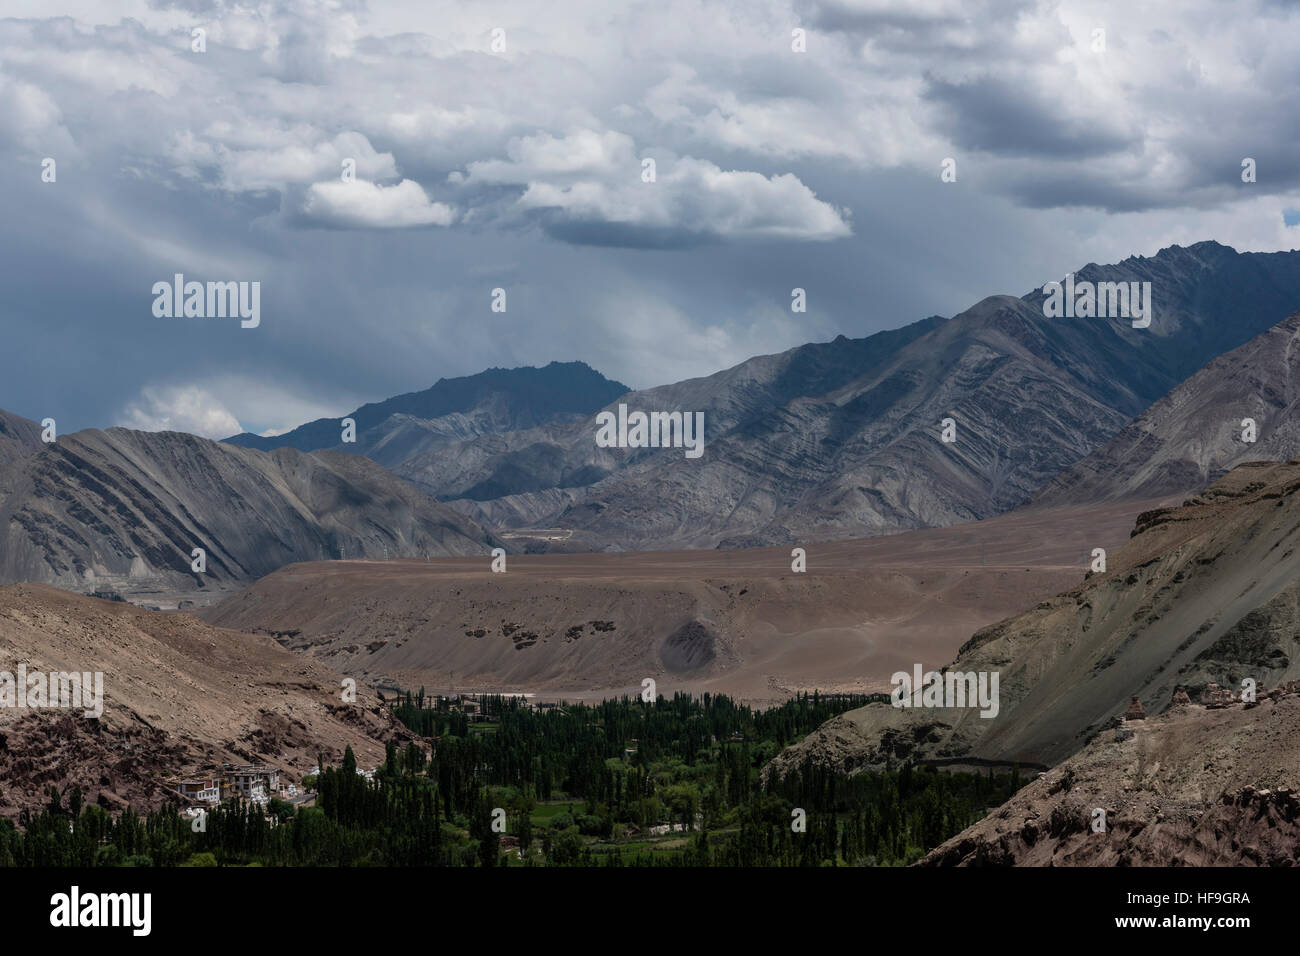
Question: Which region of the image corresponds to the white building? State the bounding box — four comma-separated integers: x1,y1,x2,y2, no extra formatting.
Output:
228,766,279,801
174,777,220,804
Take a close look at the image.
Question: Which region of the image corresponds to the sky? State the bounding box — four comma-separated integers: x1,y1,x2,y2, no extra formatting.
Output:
2,0,1300,437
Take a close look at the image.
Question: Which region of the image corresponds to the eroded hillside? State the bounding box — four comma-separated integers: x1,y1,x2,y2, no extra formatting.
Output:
919,689,1300,866
0,583,405,818
767,460,1300,777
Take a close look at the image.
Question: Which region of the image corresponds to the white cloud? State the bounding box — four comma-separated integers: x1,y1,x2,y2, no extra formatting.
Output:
117,385,243,439
463,129,635,184
0,72,77,156
583,292,823,388
196,374,364,437
299,178,456,228
6,0,1300,216
169,127,398,193
516,152,852,242
464,129,850,242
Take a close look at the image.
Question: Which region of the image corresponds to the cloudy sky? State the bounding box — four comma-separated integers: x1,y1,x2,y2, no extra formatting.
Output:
2,0,1299,437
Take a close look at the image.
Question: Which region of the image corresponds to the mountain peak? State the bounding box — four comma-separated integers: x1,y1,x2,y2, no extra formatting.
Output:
223,360,629,454
1151,239,1238,261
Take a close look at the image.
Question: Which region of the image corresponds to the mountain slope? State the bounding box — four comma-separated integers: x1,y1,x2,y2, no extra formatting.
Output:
0,582,405,818
0,428,501,593
919,691,1300,866
394,315,950,546
1036,310,1300,505
222,360,629,461
765,459,1300,777
403,242,1300,550
0,409,42,467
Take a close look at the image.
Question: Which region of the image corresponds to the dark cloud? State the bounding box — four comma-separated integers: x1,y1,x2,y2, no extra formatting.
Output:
0,0,1297,435
923,75,1135,159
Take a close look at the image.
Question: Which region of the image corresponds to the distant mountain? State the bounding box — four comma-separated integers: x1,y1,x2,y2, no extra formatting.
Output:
398,241,1300,550
0,427,502,593
222,361,630,464
766,459,1300,777
1035,310,1300,505
0,409,42,467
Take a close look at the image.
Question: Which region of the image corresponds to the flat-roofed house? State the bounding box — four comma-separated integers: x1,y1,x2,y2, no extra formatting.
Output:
229,767,278,803
174,777,220,804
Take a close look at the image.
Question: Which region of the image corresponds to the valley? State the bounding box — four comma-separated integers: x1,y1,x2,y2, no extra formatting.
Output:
5,242,1300,872
199,498,1155,706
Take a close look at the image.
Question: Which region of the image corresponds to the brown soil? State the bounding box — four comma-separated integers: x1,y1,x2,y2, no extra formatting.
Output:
201,500,1157,706
0,583,407,819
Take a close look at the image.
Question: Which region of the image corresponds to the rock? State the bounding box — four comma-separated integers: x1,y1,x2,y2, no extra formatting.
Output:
1200,683,1234,708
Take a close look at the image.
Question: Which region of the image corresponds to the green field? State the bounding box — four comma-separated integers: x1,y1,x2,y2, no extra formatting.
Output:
529,802,578,824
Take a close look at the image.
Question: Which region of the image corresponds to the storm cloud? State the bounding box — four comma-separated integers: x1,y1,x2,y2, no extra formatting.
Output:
1,0,1298,436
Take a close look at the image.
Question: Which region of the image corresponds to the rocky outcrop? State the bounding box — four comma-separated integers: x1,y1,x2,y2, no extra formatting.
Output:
918,691,1300,866
1201,683,1236,708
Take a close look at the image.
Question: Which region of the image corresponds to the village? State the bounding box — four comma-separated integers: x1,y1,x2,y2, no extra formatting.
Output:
170,765,292,811
164,693,510,819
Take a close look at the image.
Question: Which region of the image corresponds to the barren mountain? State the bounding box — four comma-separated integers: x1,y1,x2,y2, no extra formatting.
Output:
0,409,42,468
199,499,1149,705
0,583,405,819
223,360,629,468
391,242,1300,551
919,690,1300,866
1037,310,1300,505
766,459,1300,778
0,427,501,596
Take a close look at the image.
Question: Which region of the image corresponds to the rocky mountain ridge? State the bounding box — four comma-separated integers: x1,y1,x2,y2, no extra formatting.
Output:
0,426,501,595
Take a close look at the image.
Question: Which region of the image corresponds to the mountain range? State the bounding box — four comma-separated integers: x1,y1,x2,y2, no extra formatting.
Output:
0,424,500,595
7,238,1300,866
226,241,1300,552
7,240,1300,600
223,361,629,469
1035,309,1300,505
